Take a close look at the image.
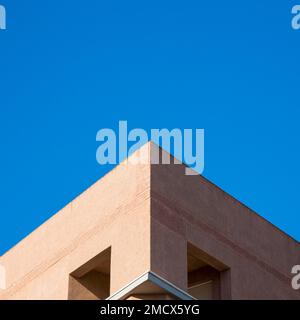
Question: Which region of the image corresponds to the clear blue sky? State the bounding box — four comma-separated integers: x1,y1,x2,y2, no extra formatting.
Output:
0,1,299,255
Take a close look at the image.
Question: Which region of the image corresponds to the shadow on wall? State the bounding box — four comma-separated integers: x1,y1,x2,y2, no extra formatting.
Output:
187,243,231,300
68,247,111,300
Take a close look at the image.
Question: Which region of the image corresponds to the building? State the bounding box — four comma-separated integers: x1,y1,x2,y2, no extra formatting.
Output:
0,142,299,300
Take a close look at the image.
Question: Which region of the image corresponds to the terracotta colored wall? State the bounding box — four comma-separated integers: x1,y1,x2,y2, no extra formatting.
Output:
0,142,299,300
0,143,152,299
150,146,300,299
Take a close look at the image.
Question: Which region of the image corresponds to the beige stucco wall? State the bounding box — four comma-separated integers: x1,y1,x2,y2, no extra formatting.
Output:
150,146,300,299
0,143,152,299
0,142,299,299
